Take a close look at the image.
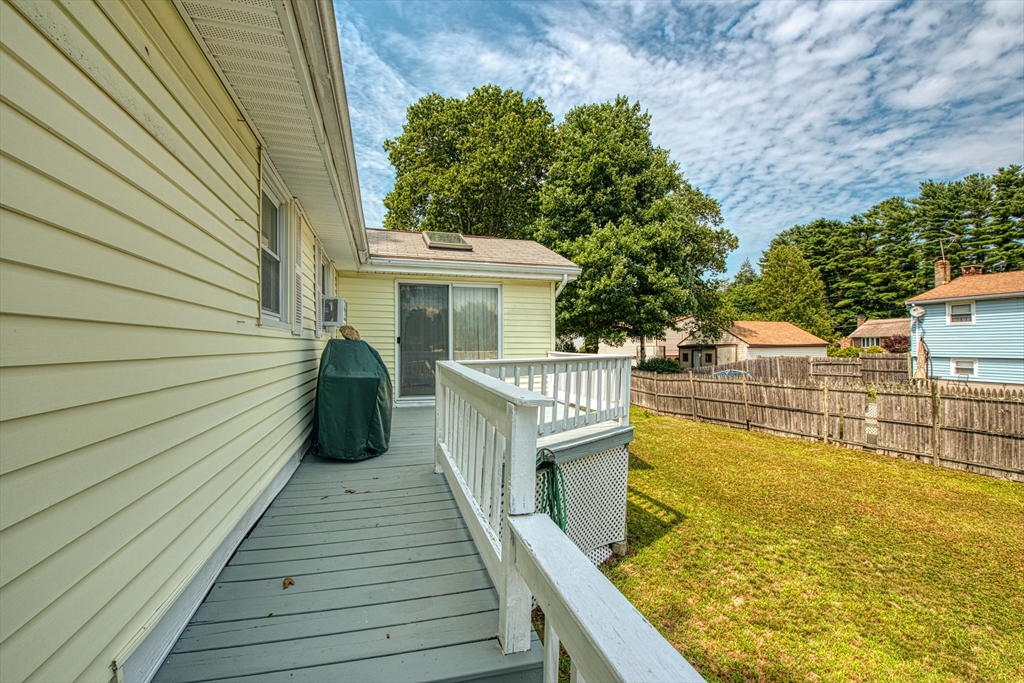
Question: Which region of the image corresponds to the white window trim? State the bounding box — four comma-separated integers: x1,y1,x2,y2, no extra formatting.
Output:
314,239,328,339
259,159,294,331
394,280,503,400
946,300,975,326
950,358,977,377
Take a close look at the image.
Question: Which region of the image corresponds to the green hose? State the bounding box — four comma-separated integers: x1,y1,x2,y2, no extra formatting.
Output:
536,448,568,532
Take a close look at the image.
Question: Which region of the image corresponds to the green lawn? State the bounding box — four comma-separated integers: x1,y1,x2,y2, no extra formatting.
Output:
600,408,1024,683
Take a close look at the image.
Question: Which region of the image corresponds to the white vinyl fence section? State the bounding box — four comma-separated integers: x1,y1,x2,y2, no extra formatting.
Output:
459,353,633,437
435,359,704,682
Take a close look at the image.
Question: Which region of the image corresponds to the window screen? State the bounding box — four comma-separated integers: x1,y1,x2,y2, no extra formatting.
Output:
953,359,976,376
950,303,972,323
261,191,281,315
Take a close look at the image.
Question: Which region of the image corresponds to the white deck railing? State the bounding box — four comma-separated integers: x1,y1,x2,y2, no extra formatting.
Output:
458,353,632,437
435,359,704,682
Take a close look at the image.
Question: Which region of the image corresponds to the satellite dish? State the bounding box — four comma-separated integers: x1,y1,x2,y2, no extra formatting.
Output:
910,306,925,318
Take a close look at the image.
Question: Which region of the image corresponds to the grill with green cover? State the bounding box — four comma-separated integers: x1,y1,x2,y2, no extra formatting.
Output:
312,339,393,460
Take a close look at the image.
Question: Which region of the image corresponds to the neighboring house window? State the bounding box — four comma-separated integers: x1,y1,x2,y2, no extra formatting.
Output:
861,337,880,348
947,301,975,324
951,358,977,377
704,352,713,364
680,352,689,362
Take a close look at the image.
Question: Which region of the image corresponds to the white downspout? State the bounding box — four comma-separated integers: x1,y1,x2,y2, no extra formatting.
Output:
554,273,569,298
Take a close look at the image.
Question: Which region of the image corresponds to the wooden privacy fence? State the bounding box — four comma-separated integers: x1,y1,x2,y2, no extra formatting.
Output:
632,371,1023,482
691,354,911,386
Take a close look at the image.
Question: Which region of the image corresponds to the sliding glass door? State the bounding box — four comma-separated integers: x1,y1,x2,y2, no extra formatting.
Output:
453,286,499,361
398,283,500,397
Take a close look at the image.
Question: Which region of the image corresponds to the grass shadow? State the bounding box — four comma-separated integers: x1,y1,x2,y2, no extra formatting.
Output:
625,487,687,553
629,451,655,470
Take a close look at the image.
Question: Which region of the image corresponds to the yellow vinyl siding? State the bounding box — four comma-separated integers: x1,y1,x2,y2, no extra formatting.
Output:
503,280,557,358
336,272,398,376
335,272,556,383
0,2,326,681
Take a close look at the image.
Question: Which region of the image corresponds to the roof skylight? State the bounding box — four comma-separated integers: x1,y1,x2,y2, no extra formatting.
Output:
423,231,473,250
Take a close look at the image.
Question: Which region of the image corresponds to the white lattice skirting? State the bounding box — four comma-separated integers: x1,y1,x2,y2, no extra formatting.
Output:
536,445,629,565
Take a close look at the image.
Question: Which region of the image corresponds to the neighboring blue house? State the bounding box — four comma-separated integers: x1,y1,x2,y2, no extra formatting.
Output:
908,263,1024,387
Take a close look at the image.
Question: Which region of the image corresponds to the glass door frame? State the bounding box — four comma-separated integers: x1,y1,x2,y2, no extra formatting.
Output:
395,280,503,401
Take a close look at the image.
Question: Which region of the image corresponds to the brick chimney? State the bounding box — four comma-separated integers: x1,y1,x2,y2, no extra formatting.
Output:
934,259,952,287
961,265,983,276
856,315,866,328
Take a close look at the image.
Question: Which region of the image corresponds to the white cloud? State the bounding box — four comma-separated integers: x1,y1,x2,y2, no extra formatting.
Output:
335,0,1024,269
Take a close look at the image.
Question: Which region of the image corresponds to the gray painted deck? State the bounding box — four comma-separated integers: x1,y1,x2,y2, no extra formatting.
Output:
154,407,542,683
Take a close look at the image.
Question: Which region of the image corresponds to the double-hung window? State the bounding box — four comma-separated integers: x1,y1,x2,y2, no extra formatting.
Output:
260,189,284,317
948,301,974,324
951,358,977,377
259,163,301,332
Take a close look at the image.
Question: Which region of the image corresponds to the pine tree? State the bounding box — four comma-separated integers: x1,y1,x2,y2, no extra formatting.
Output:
979,165,1024,272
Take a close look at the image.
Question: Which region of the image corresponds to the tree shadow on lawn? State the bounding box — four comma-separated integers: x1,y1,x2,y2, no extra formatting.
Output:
625,487,687,553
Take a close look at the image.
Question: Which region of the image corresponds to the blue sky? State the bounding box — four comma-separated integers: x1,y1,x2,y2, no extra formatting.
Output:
334,0,1024,274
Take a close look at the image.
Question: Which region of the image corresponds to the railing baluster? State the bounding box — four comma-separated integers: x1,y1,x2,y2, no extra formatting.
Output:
543,619,560,683
573,362,581,427
480,421,495,519
565,362,573,432
475,410,487,498
489,430,503,531
468,408,479,497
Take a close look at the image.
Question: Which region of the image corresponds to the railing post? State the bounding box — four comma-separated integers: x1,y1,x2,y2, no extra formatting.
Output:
498,401,539,654
434,367,446,475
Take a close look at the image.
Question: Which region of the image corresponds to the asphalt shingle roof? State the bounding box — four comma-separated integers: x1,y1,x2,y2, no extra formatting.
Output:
907,271,1024,302
366,229,579,271
849,318,911,338
729,321,828,347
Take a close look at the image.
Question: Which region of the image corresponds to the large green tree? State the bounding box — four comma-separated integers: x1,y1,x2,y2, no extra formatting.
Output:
754,244,833,340
722,258,760,319
533,97,736,356
979,165,1024,271
382,85,555,238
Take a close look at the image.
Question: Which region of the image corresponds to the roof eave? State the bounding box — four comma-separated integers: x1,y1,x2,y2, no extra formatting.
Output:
906,291,1024,305
289,0,368,264
744,343,828,348
361,257,581,281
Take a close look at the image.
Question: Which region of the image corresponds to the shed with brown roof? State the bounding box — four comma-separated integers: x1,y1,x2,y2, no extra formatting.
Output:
674,320,828,368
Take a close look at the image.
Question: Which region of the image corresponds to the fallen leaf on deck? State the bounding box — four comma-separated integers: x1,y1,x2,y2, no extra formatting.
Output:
268,613,274,618
282,577,295,589
386,633,390,639
346,489,356,493
320,496,328,500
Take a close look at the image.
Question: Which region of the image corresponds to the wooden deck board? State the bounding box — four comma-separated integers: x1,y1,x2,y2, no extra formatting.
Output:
154,406,542,683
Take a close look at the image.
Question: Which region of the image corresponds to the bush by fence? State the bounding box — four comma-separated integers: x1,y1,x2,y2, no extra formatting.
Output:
690,354,911,386
632,371,1023,482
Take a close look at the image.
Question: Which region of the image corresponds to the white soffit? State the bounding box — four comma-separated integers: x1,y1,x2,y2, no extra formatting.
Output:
176,0,361,266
